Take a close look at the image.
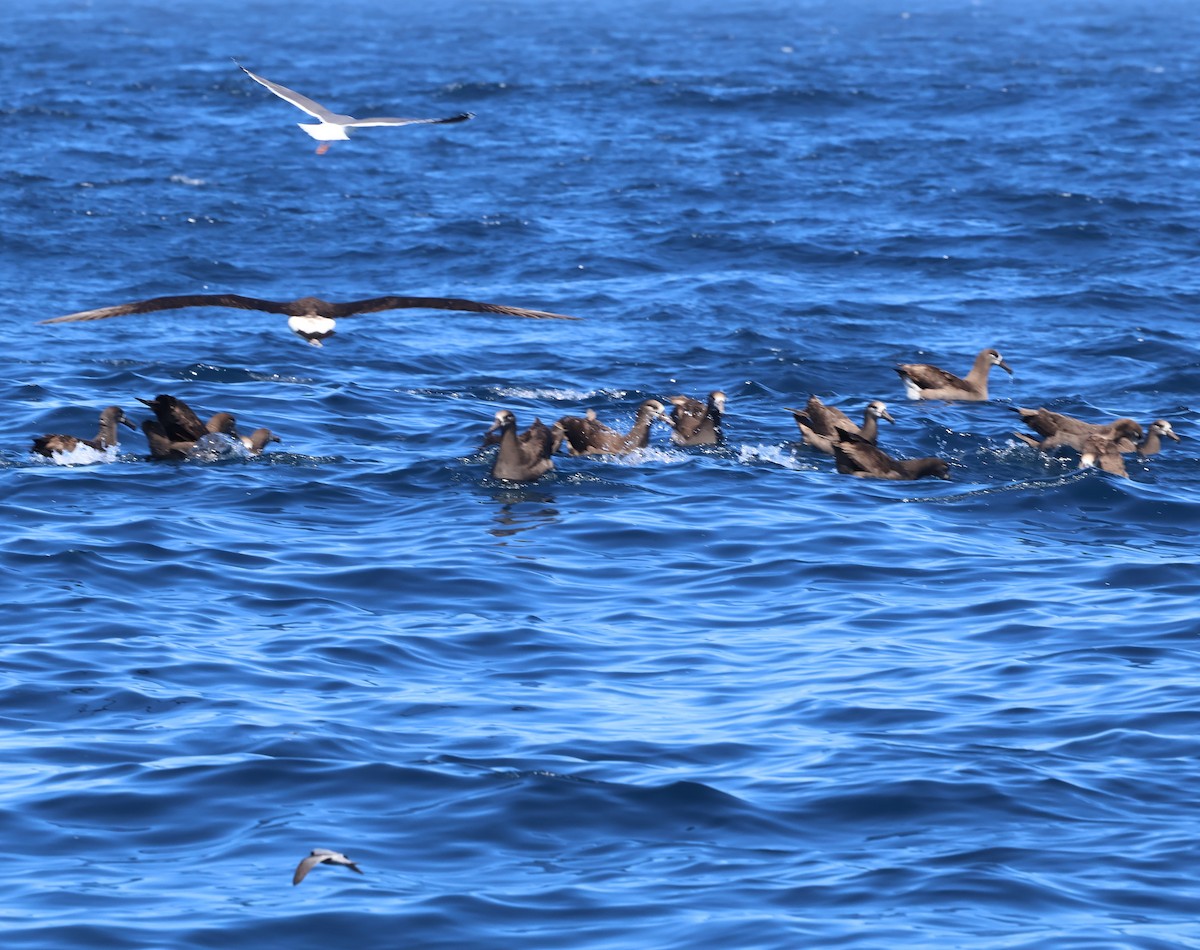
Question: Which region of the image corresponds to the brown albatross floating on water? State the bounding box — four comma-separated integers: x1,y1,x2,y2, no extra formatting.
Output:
831,428,950,481
896,348,1012,401
554,399,671,456
786,396,894,455
41,293,579,347
667,391,726,446
139,394,279,460
1011,407,1143,454
1078,434,1130,478
32,405,135,458
486,410,558,482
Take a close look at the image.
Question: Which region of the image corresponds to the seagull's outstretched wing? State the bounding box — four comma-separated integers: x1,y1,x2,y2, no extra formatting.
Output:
238,64,340,122
329,295,579,321
42,294,292,324
292,853,325,885
346,112,474,128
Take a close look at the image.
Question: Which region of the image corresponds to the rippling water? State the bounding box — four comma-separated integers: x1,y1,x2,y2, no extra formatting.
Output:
3,0,1199,946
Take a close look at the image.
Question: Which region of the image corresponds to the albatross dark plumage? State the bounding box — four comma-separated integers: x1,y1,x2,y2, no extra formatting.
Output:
486,410,557,482
138,394,214,442
831,428,950,481
41,293,579,347
896,348,1013,401
553,399,671,456
237,63,473,154
31,405,135,458
138,395,277,460
1079,434,1129,478
786,396,894,455
1011,407,1143,454
667,391,726,446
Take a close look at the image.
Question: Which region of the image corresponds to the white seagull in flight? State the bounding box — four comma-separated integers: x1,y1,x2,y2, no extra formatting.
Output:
236,62,473,153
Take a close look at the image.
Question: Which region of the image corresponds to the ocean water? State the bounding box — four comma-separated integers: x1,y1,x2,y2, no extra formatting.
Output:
3,0,1199,946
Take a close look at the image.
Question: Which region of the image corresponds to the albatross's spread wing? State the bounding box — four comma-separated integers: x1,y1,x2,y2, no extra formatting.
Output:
327,296,579,321
237,65,341,122
42,294,294,324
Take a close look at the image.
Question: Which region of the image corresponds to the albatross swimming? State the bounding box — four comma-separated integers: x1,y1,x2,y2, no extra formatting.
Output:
237,63,473,153
486,410,558,482
786,396,894,455
553,400,671,456
41,293,579,346
831,428,950,481
1011,407,1143,455
31,405,135,461
138,395,279,460
896,348,1013,401
1078,434,1130,478
667,391,726,446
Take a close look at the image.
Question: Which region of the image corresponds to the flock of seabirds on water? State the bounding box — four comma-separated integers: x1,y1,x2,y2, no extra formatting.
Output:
22,61,1186,887
30,63,1183,496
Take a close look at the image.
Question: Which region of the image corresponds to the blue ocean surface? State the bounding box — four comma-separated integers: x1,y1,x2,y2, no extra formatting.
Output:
2,0,1199,946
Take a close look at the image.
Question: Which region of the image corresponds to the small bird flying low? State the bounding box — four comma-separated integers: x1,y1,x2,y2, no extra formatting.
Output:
292,848,364,885
236,62,473,153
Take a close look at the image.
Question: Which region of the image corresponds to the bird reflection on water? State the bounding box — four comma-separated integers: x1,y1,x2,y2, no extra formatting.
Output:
486,494,561,542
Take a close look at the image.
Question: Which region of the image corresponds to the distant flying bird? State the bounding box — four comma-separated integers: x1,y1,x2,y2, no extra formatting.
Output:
41,293,580,347
292,848,364,885
236,63,473,153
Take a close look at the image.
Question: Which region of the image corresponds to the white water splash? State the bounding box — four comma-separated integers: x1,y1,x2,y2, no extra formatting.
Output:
40,444,120,466
737,443,813,471
597,445,691,467
187,434,251,462
493,386,598,401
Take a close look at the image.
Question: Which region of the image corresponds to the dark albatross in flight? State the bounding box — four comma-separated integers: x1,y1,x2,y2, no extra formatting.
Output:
41,293,580,346
237,63,473,154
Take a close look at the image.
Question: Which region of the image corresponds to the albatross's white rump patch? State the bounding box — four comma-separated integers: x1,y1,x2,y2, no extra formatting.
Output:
287,315,336,346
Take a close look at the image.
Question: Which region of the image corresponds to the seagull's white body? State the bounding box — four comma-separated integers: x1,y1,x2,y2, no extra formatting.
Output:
236,63,473,152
